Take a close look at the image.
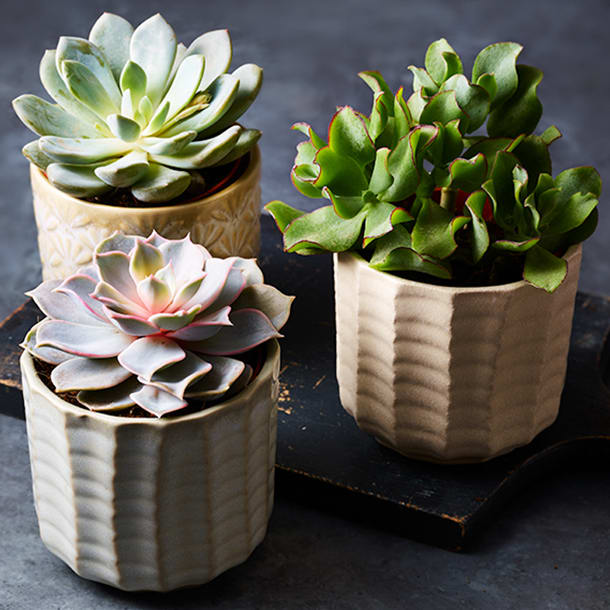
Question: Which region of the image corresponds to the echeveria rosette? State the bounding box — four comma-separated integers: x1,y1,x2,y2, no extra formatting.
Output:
266,39,602,293
12,13,263,203
22,232,293,417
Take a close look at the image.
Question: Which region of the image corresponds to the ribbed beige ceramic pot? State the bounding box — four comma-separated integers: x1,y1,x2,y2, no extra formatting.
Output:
30,147,261,281
20,340,280,591
334,246,582,463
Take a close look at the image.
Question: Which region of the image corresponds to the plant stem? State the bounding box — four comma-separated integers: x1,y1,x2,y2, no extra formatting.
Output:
440,187,456,213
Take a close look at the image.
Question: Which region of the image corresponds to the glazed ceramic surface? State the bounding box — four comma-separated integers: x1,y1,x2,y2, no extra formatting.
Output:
20,340,280,591
334,247,582,463
30,147,261,281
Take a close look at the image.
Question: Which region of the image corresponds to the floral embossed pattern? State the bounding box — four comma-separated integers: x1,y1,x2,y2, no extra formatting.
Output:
31,148,261,281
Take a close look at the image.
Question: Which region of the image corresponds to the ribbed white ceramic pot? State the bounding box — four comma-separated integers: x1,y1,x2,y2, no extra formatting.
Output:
20,340,280,591
30,147,261,281
334,246,581,463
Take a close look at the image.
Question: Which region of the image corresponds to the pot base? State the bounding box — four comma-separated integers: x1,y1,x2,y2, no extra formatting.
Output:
31,147,262,281
21,341,280,591
335,247,581,463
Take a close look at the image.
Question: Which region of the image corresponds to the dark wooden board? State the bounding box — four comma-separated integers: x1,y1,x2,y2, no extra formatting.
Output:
1,215,609,550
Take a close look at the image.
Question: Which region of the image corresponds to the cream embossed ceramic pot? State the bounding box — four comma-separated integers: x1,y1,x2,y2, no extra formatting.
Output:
20,340,280,591
30,147,261,281
334,245,581,463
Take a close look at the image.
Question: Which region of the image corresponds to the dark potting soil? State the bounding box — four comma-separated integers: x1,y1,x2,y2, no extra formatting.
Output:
85,153,249,208
32,343,264,419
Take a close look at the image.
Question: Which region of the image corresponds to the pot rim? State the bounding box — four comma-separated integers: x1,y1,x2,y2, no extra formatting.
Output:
337,243,582,295
29,145,261,216
20,337,279,428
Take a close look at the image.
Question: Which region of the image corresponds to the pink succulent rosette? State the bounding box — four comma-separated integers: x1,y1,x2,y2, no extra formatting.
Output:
22,231,293,416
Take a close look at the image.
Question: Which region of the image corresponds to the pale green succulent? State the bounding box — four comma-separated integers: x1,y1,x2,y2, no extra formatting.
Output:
22,231,293,417
13,13,263,203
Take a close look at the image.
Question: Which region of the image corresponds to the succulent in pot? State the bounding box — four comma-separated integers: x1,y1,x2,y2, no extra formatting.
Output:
266,39,601,462
13,12,264,280
20,231,293,590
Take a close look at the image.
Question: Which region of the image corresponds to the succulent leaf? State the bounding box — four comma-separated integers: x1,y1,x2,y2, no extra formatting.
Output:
217,128,262,165
408,66,438,95
487,65,543,137
231,285,294,330
381,125,436,201
51,356,131,391
162,73,240,136
37,319,134,358
313,147,368,196
369,148,393,194
56,36,122,108
118,335,186,379
120,60,148,109
94,150,149,187
150,125,242,169
131,164,191,203
166,307,231,341
78,377,142,411
130,14,177,107
266,201,305,232
472,42,522,109
39,135,131,164
89,13,134,81
523,245,567,292
39,50,109,133
425,38,463,85
185,29,232,92
210,63,263,134
464,190,490,263
130,384,187,416
322,187,365,219
440,74,490,133
363,201,412,247
185,356,244,398
26,281,104,326
411,199,470,259
196,309,280,355
283,205,368,253
23,141,54,170
369,225,451,278
358,71,395,114
12,95,100,138
144,351,212,398
106,114,141,141
328,106,375,167
47,162,112,197
21,325,72,365
61,59,121,120
153,54,205,123
449,154,487,192
420,90,463,125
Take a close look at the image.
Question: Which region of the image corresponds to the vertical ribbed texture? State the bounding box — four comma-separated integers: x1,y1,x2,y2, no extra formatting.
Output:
30,147,261,281
20,341,280,591
334,248,581,463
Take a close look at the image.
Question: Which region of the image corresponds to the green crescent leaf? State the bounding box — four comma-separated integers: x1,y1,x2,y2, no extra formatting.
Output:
425,38,463,85
283,205,367,253
412,198,470,259
487,65,543,138
523,245,567,293
472,42,522,109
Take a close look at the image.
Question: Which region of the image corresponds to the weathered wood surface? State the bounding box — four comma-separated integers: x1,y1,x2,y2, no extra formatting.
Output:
1,215,608,549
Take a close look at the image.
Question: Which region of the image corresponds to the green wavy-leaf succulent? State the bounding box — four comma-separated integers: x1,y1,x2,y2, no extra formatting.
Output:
266,39,601,292
13,13,263,203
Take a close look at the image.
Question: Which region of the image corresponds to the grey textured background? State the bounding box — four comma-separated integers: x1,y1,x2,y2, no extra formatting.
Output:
1,0,609,608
